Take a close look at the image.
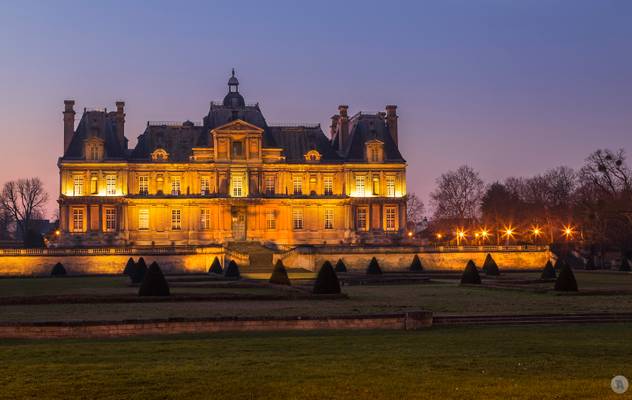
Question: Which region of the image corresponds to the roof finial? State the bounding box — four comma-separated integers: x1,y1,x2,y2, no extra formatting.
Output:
231,68,235,77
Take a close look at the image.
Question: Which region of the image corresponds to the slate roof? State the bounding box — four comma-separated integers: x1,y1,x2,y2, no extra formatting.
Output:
332,112,405,162
63,111,127,160
268,126,341,163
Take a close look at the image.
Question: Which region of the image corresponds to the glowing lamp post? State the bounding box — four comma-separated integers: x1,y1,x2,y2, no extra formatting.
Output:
456,229,466,246
530,226,542,244
502,226,515,246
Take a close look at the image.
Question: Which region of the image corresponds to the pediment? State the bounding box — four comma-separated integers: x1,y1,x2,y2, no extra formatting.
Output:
212,119,264,134
365,139,384,145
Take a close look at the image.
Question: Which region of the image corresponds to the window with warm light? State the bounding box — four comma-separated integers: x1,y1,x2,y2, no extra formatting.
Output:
200,177,210,195
292,208,304,230
265,175,275,195
324,208,334,230
232,140,244,159
138,176,149,195
323,176,333,195
385,206,397,231
106,175,117,195
355,175,366,196
90,176,98,194
72,208,84,232
232,175,243,197
138,209,149,230
293,176,302,195
372,176,380,195
386,176,396,197
73,176,84,196
171,209,182,230
357,207,368,231
171,177,181,196
200,209,211,230
105,208,117,232
266,210,276,230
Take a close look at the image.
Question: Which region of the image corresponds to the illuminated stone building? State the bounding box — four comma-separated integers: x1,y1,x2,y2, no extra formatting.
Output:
57,72,407,246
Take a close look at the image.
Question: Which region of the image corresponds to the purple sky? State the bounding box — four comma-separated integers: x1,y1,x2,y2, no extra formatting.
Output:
1,1,631,217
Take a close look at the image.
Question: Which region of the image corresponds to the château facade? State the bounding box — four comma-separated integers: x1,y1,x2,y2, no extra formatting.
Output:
57,72,407,247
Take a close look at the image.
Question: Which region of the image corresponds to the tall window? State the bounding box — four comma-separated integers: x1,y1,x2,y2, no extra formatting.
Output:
89,144,100,161
357,207,368,231
200,177,210,195
90,176,98,194
355,175,365,197
292,208,304,230
105,208,117,232
386,176,396,197
73,176,84,196
200,209,211,230
139,176,149,195
265,175,275,195
266,210,276,230
385,206,397,231
293,176,302,195
171,209,182,230
232,141,244,159
323,176,333,196
105,175,117,196
171,177,181,196
72,208,84,232
370,147,379,162
138,209,149,230
232,175,243,197
372,176,380,196
324,208,334,230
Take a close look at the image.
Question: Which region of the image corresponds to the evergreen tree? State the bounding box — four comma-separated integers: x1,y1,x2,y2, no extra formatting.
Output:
460,260,481,284
123,257,135,276
138,262,170,296
313,261,341,294
50,262,67,277
130,257,147,284
554,262,579,292
334,258,347,273
541,260,557,279
224,260,241,279
410,255,423,272
483,253,500,276
366,257,382,275
208,257,223,274
269,260,291,285
553,257,565,270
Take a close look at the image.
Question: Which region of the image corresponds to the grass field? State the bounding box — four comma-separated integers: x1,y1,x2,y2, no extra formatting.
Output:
0,271,631,323
0,323,629,399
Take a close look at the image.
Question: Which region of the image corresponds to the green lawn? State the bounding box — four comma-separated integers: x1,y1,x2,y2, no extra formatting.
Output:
0,324,629,399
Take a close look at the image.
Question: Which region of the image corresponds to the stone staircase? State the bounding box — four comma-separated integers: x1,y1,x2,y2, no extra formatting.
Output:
226,241,275,272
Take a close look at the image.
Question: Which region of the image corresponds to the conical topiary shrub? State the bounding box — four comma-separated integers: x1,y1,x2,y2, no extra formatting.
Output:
553,257,565,270
224,260,241,279
51,262,67,277
269,260,291,285
138,261,170,296
541,260,557,279
130,257,147,284
460,260,481,284
123,257,135,276
313,261,341,294
410,255,423,272
620,257,632,272
208,257,223,275
554,262,578,292
366,257,382,275
334,258,347,273
483,253,500,276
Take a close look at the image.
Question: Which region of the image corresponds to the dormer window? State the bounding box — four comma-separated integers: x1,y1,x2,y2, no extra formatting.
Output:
365,140,384,163
85,137,104,161
151,148,169,162
304,150,321,162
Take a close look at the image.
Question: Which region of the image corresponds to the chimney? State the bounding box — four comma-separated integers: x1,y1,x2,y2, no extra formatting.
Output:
385,105,398,146
338,105,349,152
63,100,76,154
329,114,340,139
115,101,126,148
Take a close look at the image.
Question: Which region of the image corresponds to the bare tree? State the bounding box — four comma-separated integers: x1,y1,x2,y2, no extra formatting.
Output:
430,165,484,221
0,178,48,243
406,193,425,225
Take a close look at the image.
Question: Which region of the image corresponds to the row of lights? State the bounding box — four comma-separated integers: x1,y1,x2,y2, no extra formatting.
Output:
438,224,576,244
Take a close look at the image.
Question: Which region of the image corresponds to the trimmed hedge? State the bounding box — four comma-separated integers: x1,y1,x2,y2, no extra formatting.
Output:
366,257,382,275
554,262,578,292
483,253,500,276
541,260,557,279
410,255,423,272
224,260,241,279
208,257,223,274
269,260,291,285
129,257,148,284
460,260,481,285
123,257,135,276
334,259,347,273
620,257,632,272
138,262,170,296
51,262,67,277
313,261,341,294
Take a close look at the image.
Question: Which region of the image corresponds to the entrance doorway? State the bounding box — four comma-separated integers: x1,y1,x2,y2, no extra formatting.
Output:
231,207,246,241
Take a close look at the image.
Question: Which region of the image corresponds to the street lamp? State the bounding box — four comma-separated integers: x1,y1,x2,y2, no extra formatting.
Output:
501,225,516,245
562,225,575,240
530,225,542,243
456,229,466,246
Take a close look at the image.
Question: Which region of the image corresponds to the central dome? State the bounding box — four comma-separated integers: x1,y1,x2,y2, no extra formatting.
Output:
223,69,245,108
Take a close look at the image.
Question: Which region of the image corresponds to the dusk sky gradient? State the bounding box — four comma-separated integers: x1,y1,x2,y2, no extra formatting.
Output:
1,0,631,216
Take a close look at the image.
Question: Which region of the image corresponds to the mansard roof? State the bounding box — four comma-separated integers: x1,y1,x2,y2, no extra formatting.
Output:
63,110,127,160
130,122,204,162
268,125,341,163
332,112,405,162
